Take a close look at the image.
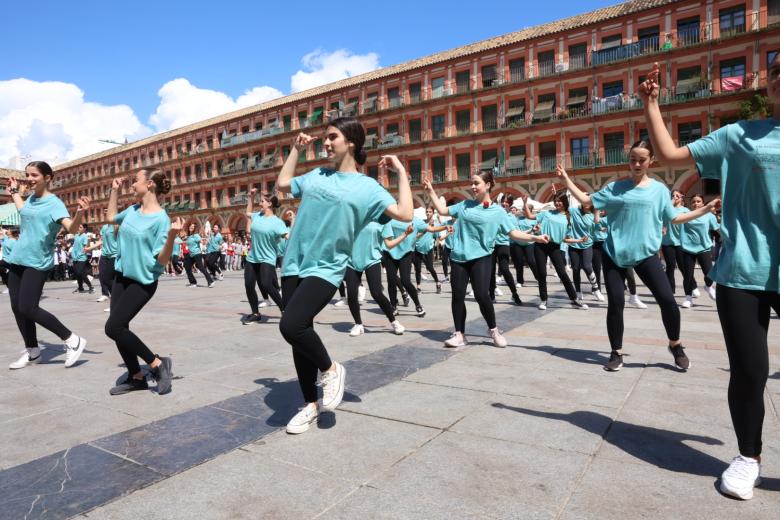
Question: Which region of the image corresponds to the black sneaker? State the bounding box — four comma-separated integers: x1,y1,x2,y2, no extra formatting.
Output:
668,344,690,371
512,293,523,306
402,294,410,307
415,306,426,317
604,351,623,372
152,356,174,395
241,313,262,325
570,299,589,310
88,287,95,294
110,376,149,395
436,284,442,294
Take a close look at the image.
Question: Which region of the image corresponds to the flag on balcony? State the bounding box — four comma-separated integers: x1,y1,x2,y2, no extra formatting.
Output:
720,76,744,92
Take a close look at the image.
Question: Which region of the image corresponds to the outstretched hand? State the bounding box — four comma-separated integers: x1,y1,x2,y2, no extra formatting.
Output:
378,154,403,172
637,62,661,104
293,133,314,152
169,217,184,235
112,176,125,190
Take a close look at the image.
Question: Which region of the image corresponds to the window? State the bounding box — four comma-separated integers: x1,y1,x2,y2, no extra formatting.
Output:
367,165,378,180
363,93,378,114
601,34,622,48
314,139,323,157
456,109,471,134
456,153,471,179
409,82,422,103
569,43,588,69
408,159,422,185
409,119,422,143
283,115,292,132
719,5,746,36
195,164,202,180
771,0,780,24
481,149,498,171
431,77,446,98
639,128,649,142
534,93,555,122
365,127,379,149
570,137,590,162
432,156,446,183
456,70,470,93
637,25,660,53
537,50,555,77
311,106,324,125
506,99,525,126
566,87,588,115
677,16,700,45
282,145,290,159
206,162,212,177
387,87,401,108
604,132,625,164
431,114,446,139
538,141,556,171
509,58,525,82
507,145,526,174
298,110,307,128
720,115,739,127
481,105,498,131
481,65,497,87
603,80,624,97
386,122,399,135
678,66,701,81
677,121,702,144
769,50,779,67
720,57,746,78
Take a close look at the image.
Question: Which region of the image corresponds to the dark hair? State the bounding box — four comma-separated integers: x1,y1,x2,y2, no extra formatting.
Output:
262,193,280,209
671,189,683,198
148,170,171,195
26,161,54,178
691,193,704,201
629,139,654,157
475,170,496,191
327,117,367,165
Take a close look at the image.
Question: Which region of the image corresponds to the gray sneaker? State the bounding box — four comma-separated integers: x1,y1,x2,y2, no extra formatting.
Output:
152,357,174,395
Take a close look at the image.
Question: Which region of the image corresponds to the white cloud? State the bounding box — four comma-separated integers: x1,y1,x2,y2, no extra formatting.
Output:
290,49,380,93
0,78,151,168
148,79,283,132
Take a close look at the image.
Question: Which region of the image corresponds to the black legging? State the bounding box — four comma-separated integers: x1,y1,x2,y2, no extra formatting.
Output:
98,256,116,297
383,252,421,308
279,276,337,403
533,242,577,302
169,255,183,275
345,263,395,325
602,254,680,351
490,245,517,297
206,251,222,277
0,260,9,286
450,254,495,332
682,249,713,295
592,241,604,288
244,261,283,314
73,260,93,291
104,274,158,376
413,250,440,285
184,254,213,285
441,245,450,278
7,264,72,349
717,285,780,457
660,244,686,294
569,247,598,293
510,243,538,285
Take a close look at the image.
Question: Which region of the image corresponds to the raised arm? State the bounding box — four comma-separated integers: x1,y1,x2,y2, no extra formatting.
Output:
555,164,590,205
423,179,448,216
6,177,25,211
638,63,695,167
671,198,721,225
60,196,91,234
158,217,183,266
245,188,256,234
384,225,413,250
276,133,313,193
107,176,124,222
379,155,413,221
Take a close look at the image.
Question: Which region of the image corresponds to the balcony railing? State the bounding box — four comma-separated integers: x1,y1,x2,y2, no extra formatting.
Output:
388,97,403,109
378,133,405,149
537,61,556,78
509,69,525,83
537,156,558,172
409,129,422,143
482,118,498,132
409,170,422,186
221,124,282,148
568,54,588,71
432,169,446,183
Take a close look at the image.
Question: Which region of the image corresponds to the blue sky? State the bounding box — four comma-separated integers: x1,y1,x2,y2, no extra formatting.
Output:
1,0,619,165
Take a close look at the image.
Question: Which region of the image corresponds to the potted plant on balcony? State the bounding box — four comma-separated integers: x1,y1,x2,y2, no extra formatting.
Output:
556,107,570,119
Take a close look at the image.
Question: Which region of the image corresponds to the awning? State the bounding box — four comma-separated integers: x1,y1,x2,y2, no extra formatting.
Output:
480,158,498,170
506,155,526,169
0,203,20,226
505,106,525,118
534,100,555,119
676,77,701,94
567,94,588,106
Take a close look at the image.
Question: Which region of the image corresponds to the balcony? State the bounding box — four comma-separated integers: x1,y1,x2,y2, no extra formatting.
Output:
568,54,588,71
408,129,422,144
431,127,446,140
537,156,558,172
675,27,700,47
364,134,378,150
456,122,471,136
229,193,248,206
504,155,527,176
388,96,403,109
169,200,196,212
600,148,629,166
409,170,422,186
378,133,405,149
362,97,378,114
509,69,525,84
432,169,446,183
592,36,659,66
221,124,282,148
482,118,499,132
537,61,556,78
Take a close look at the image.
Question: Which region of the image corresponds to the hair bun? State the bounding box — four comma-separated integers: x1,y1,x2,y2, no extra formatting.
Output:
355,148,367,165
162,179,172,194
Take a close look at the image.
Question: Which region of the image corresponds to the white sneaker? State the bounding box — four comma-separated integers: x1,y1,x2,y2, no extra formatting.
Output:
444,331,467,348
593,290,605,302
103,307,110,312
64,335,86,368
87,275,94,283
320,362,346,411
489,328,508,348
208,282,215,288
357,285,366,303
571,299,589,310
1,289,9,294
538,300,547,310
258,300,270,308
421,274,430,281
720,455,761,500
467,289,474,297
707,285,717,300
286,404,319,434
333,298,346,307
219,273,224,281
628,295,648,309
692,287,701,298
681,296,693,308
72,280,78,285
495,287,504,296
349,324,364,337
515,283,522,289
391,321,405,335
9,348,41,369
96,295,108,303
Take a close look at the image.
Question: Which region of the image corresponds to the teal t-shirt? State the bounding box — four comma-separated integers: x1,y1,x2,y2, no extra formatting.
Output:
114,204,171,285
536,210,568,244
414,225,436,254
512,215,536,246
9,193,69,271
71,233,89,262
444,225,455,249
592,215,608,242
447,200,516,262
688,119,780,292
494,212,515,247
173,237,182,257
247,213,288,265
661,206,689,246
100,224,119,258
186,234,202,256
567,207,594,249
681,212,719,254
591,178,675,268
207,232,224,254
281,168,395,287
384,218,428,260
2,237,17,259
349,221,385,271
277,237,288,258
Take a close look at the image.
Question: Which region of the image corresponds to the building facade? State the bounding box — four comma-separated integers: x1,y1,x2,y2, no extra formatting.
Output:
53,0,778,236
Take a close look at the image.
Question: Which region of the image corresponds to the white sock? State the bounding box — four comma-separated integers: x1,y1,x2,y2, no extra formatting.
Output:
28,347,41,358
65,334,80,348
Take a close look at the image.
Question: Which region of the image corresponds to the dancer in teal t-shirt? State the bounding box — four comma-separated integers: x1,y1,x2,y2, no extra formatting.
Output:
680,193,720,307
70,225,94,294
660,189,690,295
183,223,214,288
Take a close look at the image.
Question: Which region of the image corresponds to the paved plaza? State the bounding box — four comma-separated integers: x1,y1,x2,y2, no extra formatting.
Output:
1,269,778,519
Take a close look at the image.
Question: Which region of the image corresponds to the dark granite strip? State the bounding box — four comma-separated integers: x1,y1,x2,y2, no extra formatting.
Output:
0,301,548,519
